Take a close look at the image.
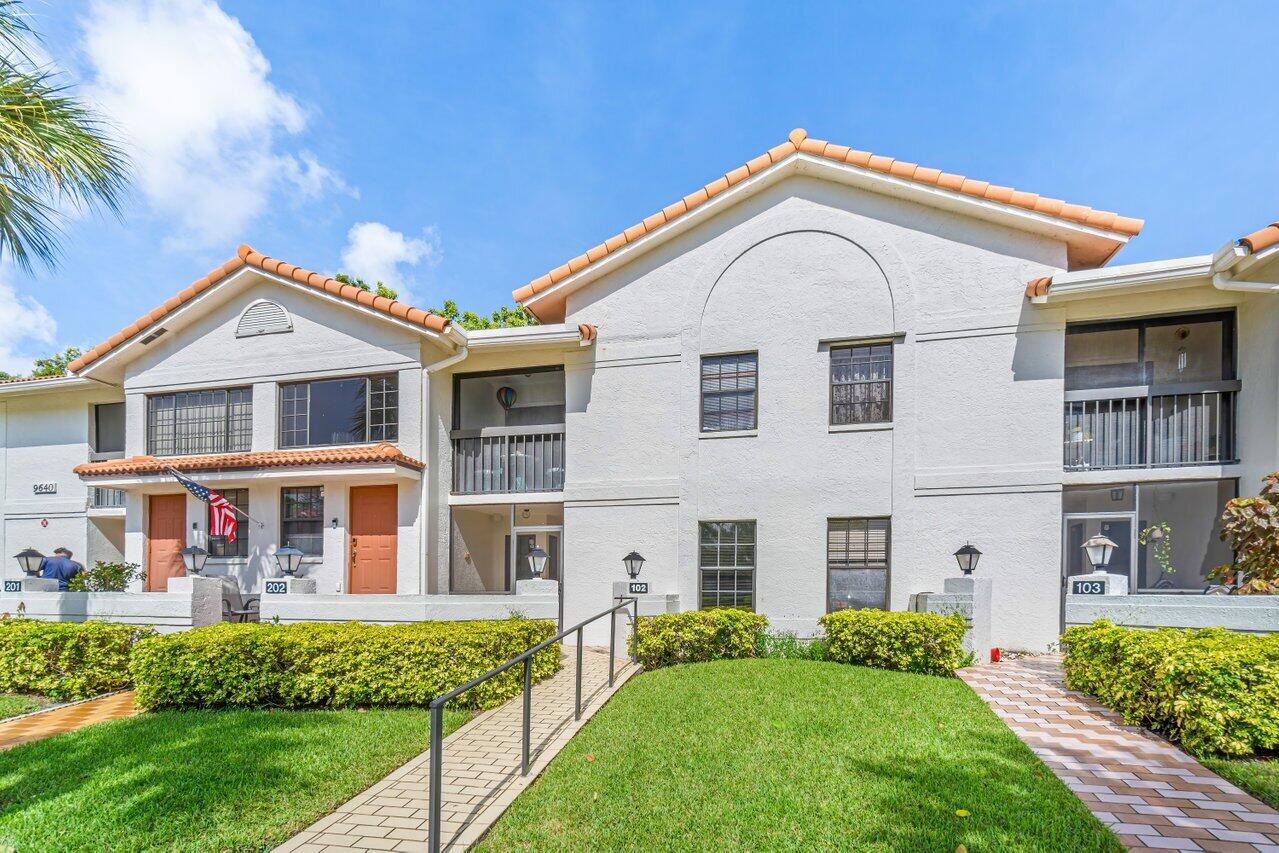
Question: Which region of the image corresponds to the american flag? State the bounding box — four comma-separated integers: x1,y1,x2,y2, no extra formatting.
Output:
170,470,239,543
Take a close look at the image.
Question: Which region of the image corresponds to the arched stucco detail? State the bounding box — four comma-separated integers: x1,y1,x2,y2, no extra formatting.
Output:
698,229,896,349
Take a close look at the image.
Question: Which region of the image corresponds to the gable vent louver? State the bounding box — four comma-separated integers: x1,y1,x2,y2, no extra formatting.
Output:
235,299,293,338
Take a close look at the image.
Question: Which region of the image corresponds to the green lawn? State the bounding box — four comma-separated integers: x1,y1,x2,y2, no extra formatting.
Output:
1204,757,1279,810
480,659,1121,852
0,706,468,852
0,694,44,720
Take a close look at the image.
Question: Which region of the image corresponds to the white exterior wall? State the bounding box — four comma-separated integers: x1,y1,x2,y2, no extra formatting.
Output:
1,386,124,585
549,176,1078,648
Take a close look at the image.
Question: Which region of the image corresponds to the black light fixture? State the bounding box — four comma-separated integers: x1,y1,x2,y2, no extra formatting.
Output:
623,551,645,579
526,546,549,578
1082,534,1118,571
179,545,209,576
14,547,43,576
953,543,982,576
275,544,305,576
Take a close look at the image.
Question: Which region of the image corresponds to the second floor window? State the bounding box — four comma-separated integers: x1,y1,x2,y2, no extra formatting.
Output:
830,343,892,425
700,352,757,432
147,388,252,456
280,375,398,448
208,488,248,558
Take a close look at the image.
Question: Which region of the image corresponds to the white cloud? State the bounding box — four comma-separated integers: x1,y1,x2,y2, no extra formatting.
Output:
80,0,350,249
339,222,441,302
0,274,57,375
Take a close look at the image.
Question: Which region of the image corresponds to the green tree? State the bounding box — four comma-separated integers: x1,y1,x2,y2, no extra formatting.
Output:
0,1,128,269
426,299,537,331
334,272,398,301
31,345,80,377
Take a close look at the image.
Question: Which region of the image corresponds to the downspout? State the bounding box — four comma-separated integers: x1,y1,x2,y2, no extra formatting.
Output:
419,331,470,595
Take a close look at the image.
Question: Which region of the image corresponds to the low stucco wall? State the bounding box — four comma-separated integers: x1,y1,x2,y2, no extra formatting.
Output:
259,593,560,625
0,576,223,633
1066,594,1279,633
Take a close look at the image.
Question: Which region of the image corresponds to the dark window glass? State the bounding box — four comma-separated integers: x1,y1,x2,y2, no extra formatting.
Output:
699,520,755,610
831,344,892,425
700,353,757,432
93,402,125,453
279,375,398,447
146,388,252,456
1065,313,1233,391
281,486,324,556
827,518,889,611
208,488,248,558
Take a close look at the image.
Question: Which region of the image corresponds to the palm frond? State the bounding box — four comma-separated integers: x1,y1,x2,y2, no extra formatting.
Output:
0,64,129,269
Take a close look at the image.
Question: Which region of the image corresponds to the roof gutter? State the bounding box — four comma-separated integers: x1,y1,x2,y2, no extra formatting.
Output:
1210,243,1279,293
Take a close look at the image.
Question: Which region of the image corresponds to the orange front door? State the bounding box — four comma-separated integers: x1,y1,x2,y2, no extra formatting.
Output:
147,494,186,591
349,485,397,593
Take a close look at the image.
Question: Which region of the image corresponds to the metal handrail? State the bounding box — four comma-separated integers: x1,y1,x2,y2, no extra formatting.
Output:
427,597,639,852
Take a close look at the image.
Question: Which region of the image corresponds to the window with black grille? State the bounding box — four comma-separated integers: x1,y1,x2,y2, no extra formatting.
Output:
830,343,892,425
827,517,890,612
699,520,756,610
700,352,758,432
281,486,324,556
208,488,248,557
279,374,398,448
146,388,252,456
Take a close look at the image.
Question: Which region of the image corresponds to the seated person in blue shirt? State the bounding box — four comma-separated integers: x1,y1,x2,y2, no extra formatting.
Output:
40,547,84,591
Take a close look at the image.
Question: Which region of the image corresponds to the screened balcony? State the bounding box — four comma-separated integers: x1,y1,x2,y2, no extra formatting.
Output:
1063,312,1238,471
451,367,565,495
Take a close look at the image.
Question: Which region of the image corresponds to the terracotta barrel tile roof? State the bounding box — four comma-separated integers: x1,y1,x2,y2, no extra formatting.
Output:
1239,220,1279,254
514,127,1144,304
1025,276,1054,298
68,245,449,374
577,323,597,342
74,443,424,477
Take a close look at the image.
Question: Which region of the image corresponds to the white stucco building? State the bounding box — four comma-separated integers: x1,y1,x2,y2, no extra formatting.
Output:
3,129,1276,648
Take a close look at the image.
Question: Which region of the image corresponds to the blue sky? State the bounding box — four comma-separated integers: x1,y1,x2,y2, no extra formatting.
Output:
5,0,1277,372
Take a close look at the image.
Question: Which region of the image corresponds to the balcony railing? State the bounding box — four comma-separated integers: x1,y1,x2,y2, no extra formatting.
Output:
1063,383,1238,470
451,426,565,494
88,487,126,509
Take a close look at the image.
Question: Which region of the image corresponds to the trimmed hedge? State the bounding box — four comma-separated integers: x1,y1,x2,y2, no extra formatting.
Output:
130,618,560,711
0,618,153,700
1062,620,1279,757
631,609,768,669
819,609,967,676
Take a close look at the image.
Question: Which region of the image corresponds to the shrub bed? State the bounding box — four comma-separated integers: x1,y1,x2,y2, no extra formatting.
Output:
1062,620,1279,757
819,609,967,676
130,618,560,711
631,609,768,669
0,618,152,700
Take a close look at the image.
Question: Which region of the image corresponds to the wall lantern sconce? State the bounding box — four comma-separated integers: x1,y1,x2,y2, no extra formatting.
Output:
275,544,305,577
623,551,645,579
1082,534,1118,571
179,545,209,576
526,546,549,578
331,517,339,530
14,547,44,576
953,543,982,576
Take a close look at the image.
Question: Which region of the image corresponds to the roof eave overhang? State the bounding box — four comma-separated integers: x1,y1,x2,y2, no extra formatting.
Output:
1028,255,1214,304
77,462,422,488
518,152,1132,319
77,267,457,382
0,375,102,398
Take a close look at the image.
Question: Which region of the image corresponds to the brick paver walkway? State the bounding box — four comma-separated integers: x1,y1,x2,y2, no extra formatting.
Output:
277,647,637,852
961,655,1279,852
0,690,138,750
